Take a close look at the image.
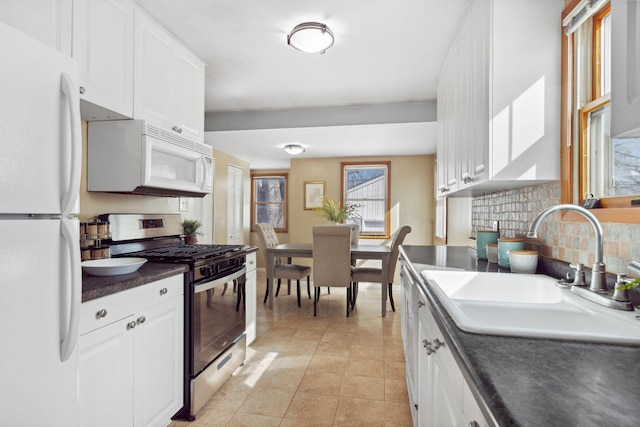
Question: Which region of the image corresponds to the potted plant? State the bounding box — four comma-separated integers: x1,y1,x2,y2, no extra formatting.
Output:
181,219,203,244
318,197,359,224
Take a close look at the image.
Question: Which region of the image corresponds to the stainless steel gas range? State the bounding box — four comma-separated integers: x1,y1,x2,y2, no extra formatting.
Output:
101,213,253,421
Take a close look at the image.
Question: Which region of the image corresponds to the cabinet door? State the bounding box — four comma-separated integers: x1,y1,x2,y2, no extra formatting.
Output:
464,382,490,427
464,0,490,187
245,265,257,345
134,9,174,128
227,164,245,244
611,0,640,138
436,80,449,197
400,265,418,423
416,293,433,427
173,47,205,141
444,50,460,194
133,296,184,427
432,358,466,427
0,0,72,55
73,0,134,119
79,316,135,427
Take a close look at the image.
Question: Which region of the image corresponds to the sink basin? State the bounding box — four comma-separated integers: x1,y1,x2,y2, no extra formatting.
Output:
421,270,640,345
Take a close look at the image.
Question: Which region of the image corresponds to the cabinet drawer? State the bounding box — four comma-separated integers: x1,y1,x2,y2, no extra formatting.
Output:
81,274,184,335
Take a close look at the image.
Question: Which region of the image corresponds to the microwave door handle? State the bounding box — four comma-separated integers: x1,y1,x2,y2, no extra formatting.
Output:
201,155,212,189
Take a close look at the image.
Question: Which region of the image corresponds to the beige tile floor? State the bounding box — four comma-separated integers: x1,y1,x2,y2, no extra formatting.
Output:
170,271,413,427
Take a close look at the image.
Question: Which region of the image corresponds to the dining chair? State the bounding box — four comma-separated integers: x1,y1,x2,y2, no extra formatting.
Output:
312,225,353,317
255,223,311,307
351,225,412,314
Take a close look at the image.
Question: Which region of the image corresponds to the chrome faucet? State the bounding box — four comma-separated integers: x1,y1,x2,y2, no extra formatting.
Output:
527,204,607,293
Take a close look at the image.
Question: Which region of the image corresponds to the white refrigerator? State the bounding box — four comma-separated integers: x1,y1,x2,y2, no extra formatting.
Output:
0,22,82,426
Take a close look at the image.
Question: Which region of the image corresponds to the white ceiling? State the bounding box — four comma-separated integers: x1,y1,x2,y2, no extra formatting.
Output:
205,122,438,170
133,0,471,168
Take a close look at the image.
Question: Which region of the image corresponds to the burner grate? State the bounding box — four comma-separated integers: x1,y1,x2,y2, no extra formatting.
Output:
124,244,244,263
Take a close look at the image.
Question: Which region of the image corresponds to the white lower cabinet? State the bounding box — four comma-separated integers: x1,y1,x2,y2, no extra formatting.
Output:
401,261,489,427
401,265,419,423
245,252,257,345
79,275,184,427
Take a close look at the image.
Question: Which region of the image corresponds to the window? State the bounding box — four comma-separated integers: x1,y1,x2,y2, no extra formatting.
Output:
251,174,288,232
561,1,640,222
341,162,390,238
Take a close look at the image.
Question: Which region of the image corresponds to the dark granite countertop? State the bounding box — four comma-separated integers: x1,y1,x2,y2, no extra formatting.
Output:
399,245,640,427
82,263,188,303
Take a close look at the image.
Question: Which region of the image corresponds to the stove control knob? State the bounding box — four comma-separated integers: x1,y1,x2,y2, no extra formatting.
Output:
200,266,210,276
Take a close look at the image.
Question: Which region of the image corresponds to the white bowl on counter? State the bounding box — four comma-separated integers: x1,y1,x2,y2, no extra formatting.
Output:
81,257,147,276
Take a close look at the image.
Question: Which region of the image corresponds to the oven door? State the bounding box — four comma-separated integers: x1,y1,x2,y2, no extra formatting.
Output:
192,266,246,375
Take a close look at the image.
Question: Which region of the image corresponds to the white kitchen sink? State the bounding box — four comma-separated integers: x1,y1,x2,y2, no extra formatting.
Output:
420,270,640,345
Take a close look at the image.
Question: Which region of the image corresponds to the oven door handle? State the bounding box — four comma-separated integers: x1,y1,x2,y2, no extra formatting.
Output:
193,266,246,293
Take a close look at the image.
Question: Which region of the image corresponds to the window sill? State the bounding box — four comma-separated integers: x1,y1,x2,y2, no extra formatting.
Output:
562,207,640,224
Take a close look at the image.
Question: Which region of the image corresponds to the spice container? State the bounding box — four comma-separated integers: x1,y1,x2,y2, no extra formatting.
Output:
81,248,91,261
497,238,524,269
476,230,499,260
79,218,111,260
91,245,110,260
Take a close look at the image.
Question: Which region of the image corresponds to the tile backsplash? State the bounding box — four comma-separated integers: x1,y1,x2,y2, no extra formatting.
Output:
471,181,640,274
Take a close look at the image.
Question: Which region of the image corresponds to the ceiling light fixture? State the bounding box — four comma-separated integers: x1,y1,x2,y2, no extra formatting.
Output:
283,144,305,155
287,22,334,54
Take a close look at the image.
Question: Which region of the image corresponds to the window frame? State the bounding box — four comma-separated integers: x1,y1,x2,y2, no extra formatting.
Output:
250,173,288,233
341,161,391,239
560,1,639,223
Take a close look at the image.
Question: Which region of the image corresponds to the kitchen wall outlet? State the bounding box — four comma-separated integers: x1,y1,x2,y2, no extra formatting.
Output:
492,221,499,231
179,197,189,212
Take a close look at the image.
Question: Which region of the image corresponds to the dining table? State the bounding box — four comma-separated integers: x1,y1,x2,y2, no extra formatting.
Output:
265,243,393,316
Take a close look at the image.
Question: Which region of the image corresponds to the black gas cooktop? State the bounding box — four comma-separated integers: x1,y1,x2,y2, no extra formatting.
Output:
123,244,245,263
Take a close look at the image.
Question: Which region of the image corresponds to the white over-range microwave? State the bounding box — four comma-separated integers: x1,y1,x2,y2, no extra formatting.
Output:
88,120,213,197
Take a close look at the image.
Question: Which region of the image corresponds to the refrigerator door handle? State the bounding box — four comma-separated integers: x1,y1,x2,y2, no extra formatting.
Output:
60,72,82,217
60,218,81,362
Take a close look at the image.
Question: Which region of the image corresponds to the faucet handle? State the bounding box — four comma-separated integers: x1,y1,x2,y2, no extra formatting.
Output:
569,263,584,271
569,263,587,287
613,274,631,302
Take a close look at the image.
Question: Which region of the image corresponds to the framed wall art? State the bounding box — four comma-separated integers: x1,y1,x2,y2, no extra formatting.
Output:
304,181,325,210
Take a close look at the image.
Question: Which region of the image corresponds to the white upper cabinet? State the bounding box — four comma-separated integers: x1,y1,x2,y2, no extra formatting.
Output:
437,0,562,197
73,0,134,120
611,0,640,138
134,9,205,142
0,0,72,55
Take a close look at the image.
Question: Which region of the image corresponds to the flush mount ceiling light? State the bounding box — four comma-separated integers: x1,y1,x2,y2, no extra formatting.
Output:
287,22,334,54
283,144,305,155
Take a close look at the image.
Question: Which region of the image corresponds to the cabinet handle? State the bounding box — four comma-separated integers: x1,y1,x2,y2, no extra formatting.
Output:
423,339,435,355
160,287,168,296
126,321,137,330
417,300,425,308
79,86,85,94
469,422,480,427
425,343,435,355
432,338,445,350
137,316,146,325
95,309,108,319
172,125,183,134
